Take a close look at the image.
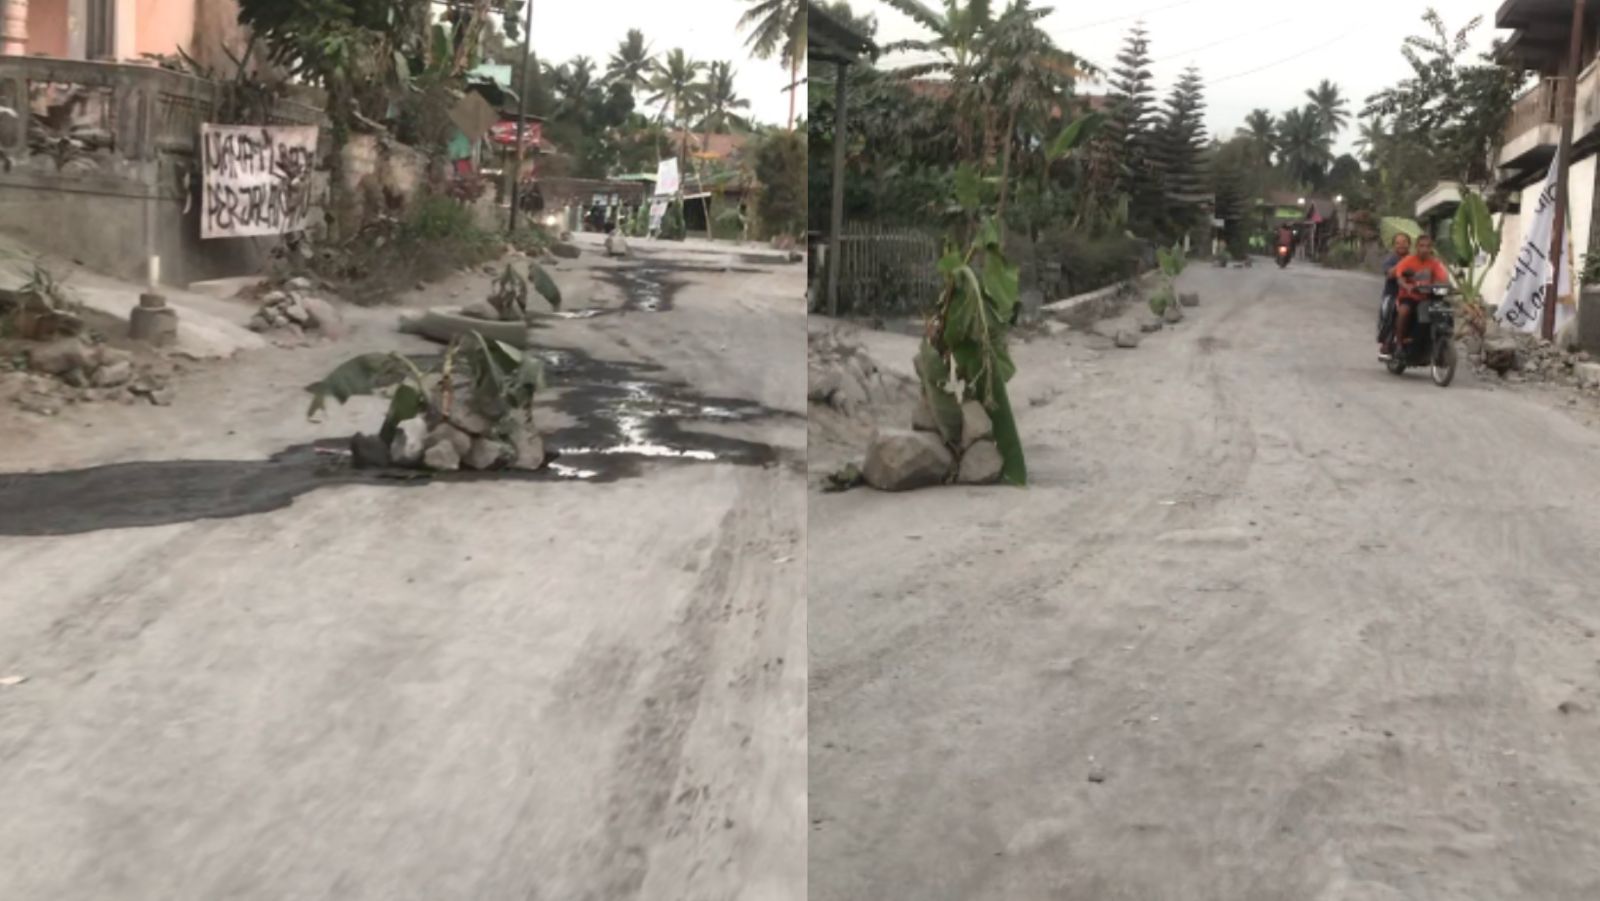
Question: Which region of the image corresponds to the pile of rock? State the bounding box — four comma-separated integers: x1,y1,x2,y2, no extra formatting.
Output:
807,327,913,418
3,336,175,415
247,277,346,340
350,396,547,474
862,396,1005,491
1468,319,1599,389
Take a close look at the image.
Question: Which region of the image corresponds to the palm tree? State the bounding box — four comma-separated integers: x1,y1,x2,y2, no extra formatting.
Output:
698,61,753,134
1242,108,1277,166
738,0,805,130
648,48,706,161
1354,117,1384,165
551,56,597,122
1277,105,1334,188
607,28,655,93
1305,80,1350,140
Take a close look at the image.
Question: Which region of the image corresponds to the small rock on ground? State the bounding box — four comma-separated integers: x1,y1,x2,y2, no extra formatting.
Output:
390,418,428,466
960,399,993,449
1115,330,1142,349
423,440,462,471
1179,292,1200,308
863,428,953,491
957,439,1003,485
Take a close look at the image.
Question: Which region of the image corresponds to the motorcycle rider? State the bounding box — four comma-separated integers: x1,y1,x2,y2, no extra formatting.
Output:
1377,232,1412,357
1387,233,1451,359
1275,223,1295,258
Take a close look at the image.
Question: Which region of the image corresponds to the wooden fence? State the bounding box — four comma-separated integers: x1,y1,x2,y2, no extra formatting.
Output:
828,224,943,316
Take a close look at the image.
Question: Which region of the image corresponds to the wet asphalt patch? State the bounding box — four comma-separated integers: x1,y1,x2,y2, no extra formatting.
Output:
0,345,795,536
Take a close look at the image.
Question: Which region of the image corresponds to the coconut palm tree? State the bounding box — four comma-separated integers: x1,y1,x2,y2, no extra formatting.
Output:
738,0,805,130
698,61,753,134
1277,105,1334,188
607,28,655,94
1354,117,1384,165
551,56,598,122
1242,108,1277,166
648,48,706,161
1305,79,1350,140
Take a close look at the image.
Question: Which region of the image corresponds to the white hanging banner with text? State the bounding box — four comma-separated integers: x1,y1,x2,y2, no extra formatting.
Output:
654,158,680,197
200,124,319,239
1497,148,1576,334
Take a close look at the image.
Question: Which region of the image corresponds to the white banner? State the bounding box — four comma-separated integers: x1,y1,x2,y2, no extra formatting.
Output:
1497,148,1576,333
200,124,319,239
654,157,680,197
648,199,668,232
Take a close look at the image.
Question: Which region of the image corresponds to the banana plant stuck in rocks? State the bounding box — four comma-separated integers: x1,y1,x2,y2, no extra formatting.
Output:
304,330,547,472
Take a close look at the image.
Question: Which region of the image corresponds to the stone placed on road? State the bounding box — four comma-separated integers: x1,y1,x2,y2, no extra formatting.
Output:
27,338,94,376
551,242,582,259
1115,329,1142,349
1482,336,1522,375
423,440,461,471
465,436,513,471
1163,302,1185,324
960,399,993,450
957,439,1003,485
1179,292,1200,308
506,419,546,470
91,359,132,388
390,418,427,467
912,395,940,433
1576,361,1600,389
605,233,632,258
349,433,391,469
863,428,954,491
1139,316,1164,333
426,422,474,458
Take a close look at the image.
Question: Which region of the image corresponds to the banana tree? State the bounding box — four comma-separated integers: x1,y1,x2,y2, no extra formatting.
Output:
1436,189,1500,336
919,165,1026,485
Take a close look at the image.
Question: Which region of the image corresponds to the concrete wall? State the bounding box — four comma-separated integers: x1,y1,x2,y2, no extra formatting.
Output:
1482,155,1598,312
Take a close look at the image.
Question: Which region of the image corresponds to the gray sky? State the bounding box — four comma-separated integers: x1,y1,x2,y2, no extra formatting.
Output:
863,0,1500,155
527,0,797,127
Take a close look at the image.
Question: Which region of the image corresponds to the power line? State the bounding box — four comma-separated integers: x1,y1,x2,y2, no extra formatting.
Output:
1151,17,1297,63
1209,29,1361,84
1061,0,1201,32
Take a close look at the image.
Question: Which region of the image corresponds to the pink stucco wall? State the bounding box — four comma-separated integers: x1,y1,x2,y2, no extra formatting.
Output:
135,0,194,59
26,0,71,58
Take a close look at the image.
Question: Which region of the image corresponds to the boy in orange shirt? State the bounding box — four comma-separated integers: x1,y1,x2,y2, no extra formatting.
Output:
1384,234,1451,359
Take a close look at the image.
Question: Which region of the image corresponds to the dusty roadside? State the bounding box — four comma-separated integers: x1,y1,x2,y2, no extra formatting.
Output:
0,233,807,901
809,263,1600,900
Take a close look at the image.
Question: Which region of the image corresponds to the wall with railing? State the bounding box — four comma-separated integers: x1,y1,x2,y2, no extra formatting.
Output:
0,56,325,285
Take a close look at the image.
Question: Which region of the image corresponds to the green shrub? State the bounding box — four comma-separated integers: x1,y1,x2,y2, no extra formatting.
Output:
1051,232,1143,297
712,206,744,241
659,201,687,241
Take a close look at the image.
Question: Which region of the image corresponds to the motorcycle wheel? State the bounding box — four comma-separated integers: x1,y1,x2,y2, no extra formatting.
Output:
1386,355,1406,376
1431,341,1457,387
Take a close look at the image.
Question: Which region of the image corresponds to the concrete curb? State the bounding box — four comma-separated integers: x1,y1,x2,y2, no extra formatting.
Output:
1041,271,1160,329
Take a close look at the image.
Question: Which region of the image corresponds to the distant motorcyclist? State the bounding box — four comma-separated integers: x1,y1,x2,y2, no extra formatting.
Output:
1387,234,1450,359
1377,232,1412,357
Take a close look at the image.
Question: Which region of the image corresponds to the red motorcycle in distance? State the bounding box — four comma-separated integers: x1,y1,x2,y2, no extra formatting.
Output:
1275,243,1292,268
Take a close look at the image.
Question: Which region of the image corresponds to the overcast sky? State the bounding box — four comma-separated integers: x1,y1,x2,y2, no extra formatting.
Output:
860,0,1501,156
527,0,797,127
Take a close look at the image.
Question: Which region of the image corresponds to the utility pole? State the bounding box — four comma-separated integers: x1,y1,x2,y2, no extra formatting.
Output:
1543,0,1585,341
507,0,534,234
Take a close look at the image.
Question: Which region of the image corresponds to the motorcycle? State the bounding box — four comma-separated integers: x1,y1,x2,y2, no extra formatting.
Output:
1381,282,1458,387
1275,243,1292,268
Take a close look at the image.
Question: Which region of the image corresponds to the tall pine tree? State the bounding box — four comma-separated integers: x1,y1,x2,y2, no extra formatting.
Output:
1153,66,1208,242
1086,24,1158,234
